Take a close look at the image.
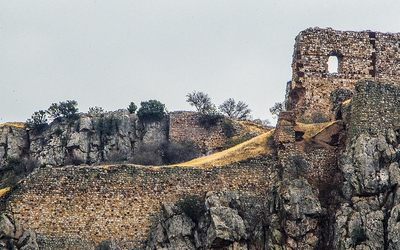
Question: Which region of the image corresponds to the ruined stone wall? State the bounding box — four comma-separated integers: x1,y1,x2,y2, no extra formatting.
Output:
5,161,274,249
348,79,400,138
169,111,227,154
287,27,400,121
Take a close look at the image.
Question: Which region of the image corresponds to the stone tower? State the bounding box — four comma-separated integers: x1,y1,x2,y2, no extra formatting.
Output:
286,27,400,122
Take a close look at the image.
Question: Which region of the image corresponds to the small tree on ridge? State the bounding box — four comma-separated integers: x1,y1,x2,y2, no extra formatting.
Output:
186,91,215,114
219,98,251,120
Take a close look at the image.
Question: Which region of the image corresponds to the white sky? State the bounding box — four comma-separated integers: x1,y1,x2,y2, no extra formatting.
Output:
1,0,400,124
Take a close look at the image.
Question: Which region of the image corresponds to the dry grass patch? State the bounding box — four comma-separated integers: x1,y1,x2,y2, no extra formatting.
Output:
0,122,25,128
173,129,275,168
0,187,10,198
237,120,271,134
297,121,337,140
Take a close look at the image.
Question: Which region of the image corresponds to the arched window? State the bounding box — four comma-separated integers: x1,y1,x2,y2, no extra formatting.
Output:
328,56,339,73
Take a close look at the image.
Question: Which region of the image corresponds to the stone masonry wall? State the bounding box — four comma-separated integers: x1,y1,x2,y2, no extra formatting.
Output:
348,79,400,138
169,111,227,154
5,160,274,249
287,27,400,121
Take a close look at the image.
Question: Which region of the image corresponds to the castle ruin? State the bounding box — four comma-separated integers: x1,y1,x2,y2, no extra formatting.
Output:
286,27,400,121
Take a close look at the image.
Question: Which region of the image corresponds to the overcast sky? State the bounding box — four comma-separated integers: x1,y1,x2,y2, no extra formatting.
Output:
1,1,400,124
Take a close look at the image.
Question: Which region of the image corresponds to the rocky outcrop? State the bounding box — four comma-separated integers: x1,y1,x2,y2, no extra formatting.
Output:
0,213,38,250
27,109,166,166
331,80,400,249
0,110,165,166
145,190,258,250
143,178,324,250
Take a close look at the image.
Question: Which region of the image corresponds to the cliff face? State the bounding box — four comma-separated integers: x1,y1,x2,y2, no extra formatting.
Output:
0,109,168,166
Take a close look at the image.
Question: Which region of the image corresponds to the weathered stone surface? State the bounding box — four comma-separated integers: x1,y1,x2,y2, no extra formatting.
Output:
95,238,121,250
17,230,39,250
0,214,16,239
287,28,400,122
206,200,247,247
0,214,38,250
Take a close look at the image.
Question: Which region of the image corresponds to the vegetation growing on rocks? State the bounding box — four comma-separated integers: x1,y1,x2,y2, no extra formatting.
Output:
136,99,166,121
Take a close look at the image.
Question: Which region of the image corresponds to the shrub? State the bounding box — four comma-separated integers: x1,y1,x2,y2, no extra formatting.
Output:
269,102,285,119
104,152,128,164
176,194,205,223
130,142,164,166
297,116,312,124
137,100,166,121
6,157,23,175
262,119,271,126
130,141,200,165
127,102,137,114
94,115,121,136
222,119,235,138
161,141,201,164
351,227,367,246
54,127,63,136
25,110,48,133
286,154,309,178
0,157,39,189
64,154,84,166
47,100,79,121
1,172,18,189
223,134,254,149
88,106,105,117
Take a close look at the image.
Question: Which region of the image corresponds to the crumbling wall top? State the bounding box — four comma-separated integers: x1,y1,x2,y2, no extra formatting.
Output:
287,27,400,122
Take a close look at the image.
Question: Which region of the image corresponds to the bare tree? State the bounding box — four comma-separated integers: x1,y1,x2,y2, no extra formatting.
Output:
269,102,285,119
186,91,215,114
219,98,251,120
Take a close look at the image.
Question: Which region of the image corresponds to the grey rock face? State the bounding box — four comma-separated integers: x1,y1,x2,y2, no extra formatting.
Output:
145,203,196,250
17,230,39,250
95,238,122,250
205,191,247,248
268,178,322,250
0,110,170,166
145,191,254,250
334,129,400,249
0,213,38,250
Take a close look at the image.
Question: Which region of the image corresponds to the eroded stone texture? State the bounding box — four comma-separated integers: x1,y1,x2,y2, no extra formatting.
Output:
0,213,38,250
333,80,400,249
287,27,400,122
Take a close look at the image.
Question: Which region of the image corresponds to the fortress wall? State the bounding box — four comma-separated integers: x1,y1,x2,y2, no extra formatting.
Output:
348,79,400,138
169,111,227,153
6,160,275,249
288,28,400,121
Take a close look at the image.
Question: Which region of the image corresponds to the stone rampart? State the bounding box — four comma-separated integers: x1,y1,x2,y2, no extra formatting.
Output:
287,27,400,121
5,160,274,249
347,79,400,138
169,111,226,154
